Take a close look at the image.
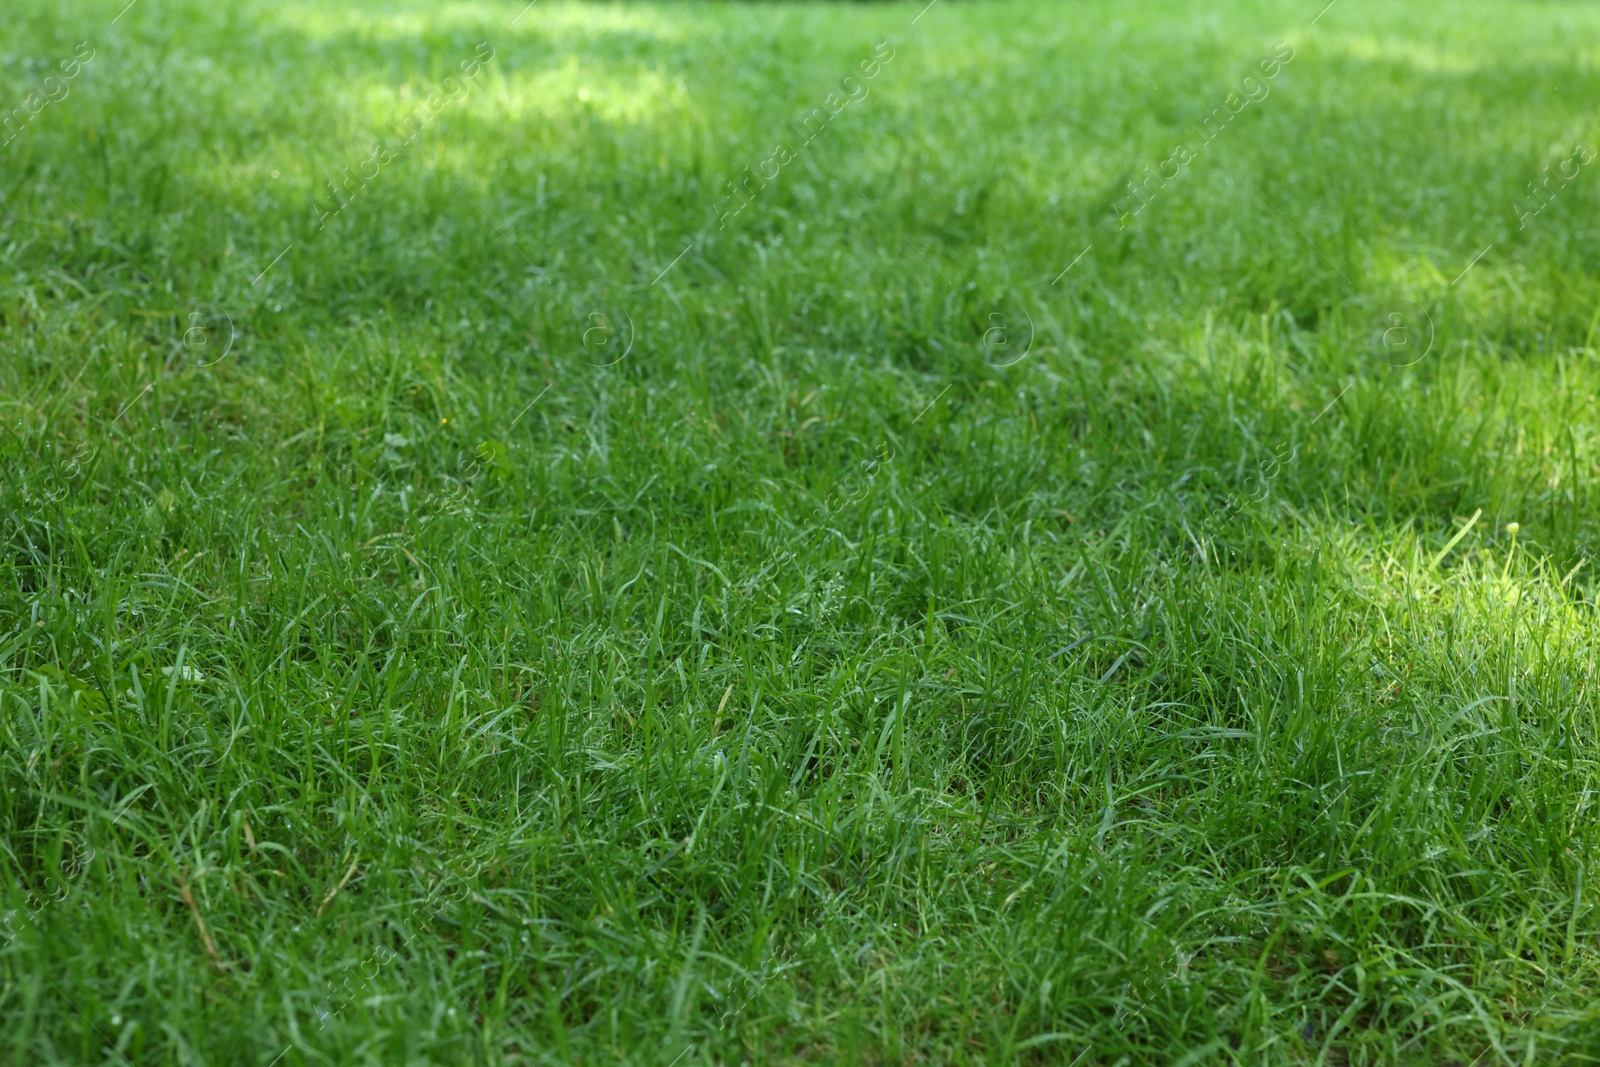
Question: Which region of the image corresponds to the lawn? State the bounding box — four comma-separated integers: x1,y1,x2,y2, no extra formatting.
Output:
3,0,1600,1062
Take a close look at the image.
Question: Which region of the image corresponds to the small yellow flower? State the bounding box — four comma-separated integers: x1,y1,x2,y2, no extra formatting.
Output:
1505,522,1519,537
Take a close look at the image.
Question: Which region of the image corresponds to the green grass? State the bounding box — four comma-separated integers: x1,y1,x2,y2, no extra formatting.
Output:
4,0,1600,1062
